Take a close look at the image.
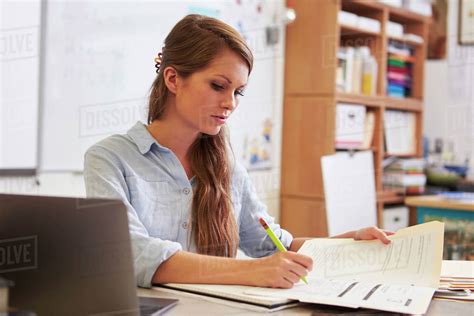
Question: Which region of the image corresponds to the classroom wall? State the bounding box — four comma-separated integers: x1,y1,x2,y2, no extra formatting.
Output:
0,1,285,220
423,0,474,178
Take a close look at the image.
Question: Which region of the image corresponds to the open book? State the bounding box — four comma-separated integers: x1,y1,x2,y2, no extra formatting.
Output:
156,221,444,314
246,221,444,314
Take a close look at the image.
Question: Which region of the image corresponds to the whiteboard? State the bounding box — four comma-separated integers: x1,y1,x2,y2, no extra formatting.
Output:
0,0,41,171
40,0,286,172
321,151,377,236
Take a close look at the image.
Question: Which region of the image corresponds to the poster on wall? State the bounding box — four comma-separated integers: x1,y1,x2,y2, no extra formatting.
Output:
241,118,274,170
459,0,474,45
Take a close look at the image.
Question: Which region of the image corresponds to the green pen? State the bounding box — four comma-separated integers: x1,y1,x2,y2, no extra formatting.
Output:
259,217,309,285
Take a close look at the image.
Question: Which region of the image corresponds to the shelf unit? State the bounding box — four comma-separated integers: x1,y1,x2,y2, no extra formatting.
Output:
280,0,430,237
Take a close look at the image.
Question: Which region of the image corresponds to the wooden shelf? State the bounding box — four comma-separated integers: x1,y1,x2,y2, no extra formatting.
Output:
336,93,423,111
377,190,405,204
281,0,429,235
388,35,424,47
336,92,384,107
340,24,381,37
383,153,421,158
384,97,423,111
341,0,431,24
388,6,431,24
341,0,385,14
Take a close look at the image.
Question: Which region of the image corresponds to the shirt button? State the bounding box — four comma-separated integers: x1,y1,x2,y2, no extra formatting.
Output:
183,188,190,195
182,222,189,229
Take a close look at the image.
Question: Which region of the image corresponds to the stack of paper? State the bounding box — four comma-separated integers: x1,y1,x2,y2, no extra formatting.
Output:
435,260,474,301
321,151,377,236
383,110,416,155
246,221,445,314
383,158,426,194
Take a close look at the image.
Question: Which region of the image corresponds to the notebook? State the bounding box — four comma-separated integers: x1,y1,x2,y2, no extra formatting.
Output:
154,283,299,311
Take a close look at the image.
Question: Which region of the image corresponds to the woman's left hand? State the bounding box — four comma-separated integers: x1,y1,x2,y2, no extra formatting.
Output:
354,226,395,245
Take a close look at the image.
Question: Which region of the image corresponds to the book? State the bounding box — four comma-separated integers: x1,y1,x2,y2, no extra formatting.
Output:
383,172,426,186
383,158,426,194
336,50,347,92
344,47,354,93
246,221,445,314
335,103,366,149
154,283,299,311
383,110,416,155
360,111,375,149
387,41,415,97
352,48,363,94
386,158,424,171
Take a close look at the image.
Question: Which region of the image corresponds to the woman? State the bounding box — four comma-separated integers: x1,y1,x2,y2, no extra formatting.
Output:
84,14,392,289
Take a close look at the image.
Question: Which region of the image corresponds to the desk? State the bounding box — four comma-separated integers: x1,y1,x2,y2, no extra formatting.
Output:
137,287,473,315
405,195,474,260
137,261,473,315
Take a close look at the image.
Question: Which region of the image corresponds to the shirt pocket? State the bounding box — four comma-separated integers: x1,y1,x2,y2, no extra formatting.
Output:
126,175,181,241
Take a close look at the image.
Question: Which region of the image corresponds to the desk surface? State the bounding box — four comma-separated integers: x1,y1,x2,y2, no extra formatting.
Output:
405,195,474,212
137,287,473,315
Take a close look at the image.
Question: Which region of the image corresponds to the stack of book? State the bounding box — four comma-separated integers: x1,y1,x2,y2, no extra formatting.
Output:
435,260,474,301
337,46,378,96
383,158,426,194
387,41,415,98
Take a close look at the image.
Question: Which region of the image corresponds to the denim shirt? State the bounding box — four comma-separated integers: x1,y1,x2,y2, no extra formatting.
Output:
83,121,293,288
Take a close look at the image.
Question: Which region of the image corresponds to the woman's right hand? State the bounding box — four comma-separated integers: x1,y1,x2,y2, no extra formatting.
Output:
251,251,313,289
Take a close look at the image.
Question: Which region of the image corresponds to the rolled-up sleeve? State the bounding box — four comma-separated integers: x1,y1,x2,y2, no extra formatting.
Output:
237,166,293,257
83,146,182,288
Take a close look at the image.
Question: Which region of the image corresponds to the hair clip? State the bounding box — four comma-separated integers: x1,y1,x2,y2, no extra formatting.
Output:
154,52,163,74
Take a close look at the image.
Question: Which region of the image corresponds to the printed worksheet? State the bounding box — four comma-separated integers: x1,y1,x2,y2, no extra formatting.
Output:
246,222,444,314
299,221,444,287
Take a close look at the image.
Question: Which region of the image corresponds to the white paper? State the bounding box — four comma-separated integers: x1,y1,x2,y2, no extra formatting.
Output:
384,110,416,155
299,221,444,288
245,222,444,314
321,151,377,236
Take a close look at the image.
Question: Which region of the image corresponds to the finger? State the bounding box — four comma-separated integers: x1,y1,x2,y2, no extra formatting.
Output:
287,261,308,279
279,278,294,289
383,230,396,236
372,228,391,244
285,252,313,270
282,269,300,284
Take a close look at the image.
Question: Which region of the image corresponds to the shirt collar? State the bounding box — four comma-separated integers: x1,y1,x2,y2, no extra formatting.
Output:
127,121,169,154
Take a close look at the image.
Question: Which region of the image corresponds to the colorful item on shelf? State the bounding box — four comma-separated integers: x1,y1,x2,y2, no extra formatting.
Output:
383,158,426,195
386,40,415,98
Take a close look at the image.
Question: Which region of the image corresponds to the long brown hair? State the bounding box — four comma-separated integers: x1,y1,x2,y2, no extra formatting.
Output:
148,15,253,257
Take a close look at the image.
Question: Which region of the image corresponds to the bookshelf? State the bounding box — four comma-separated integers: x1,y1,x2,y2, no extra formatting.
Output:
280,0,430,236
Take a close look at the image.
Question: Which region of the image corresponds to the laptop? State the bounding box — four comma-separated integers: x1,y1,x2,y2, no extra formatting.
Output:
0,194,177,315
